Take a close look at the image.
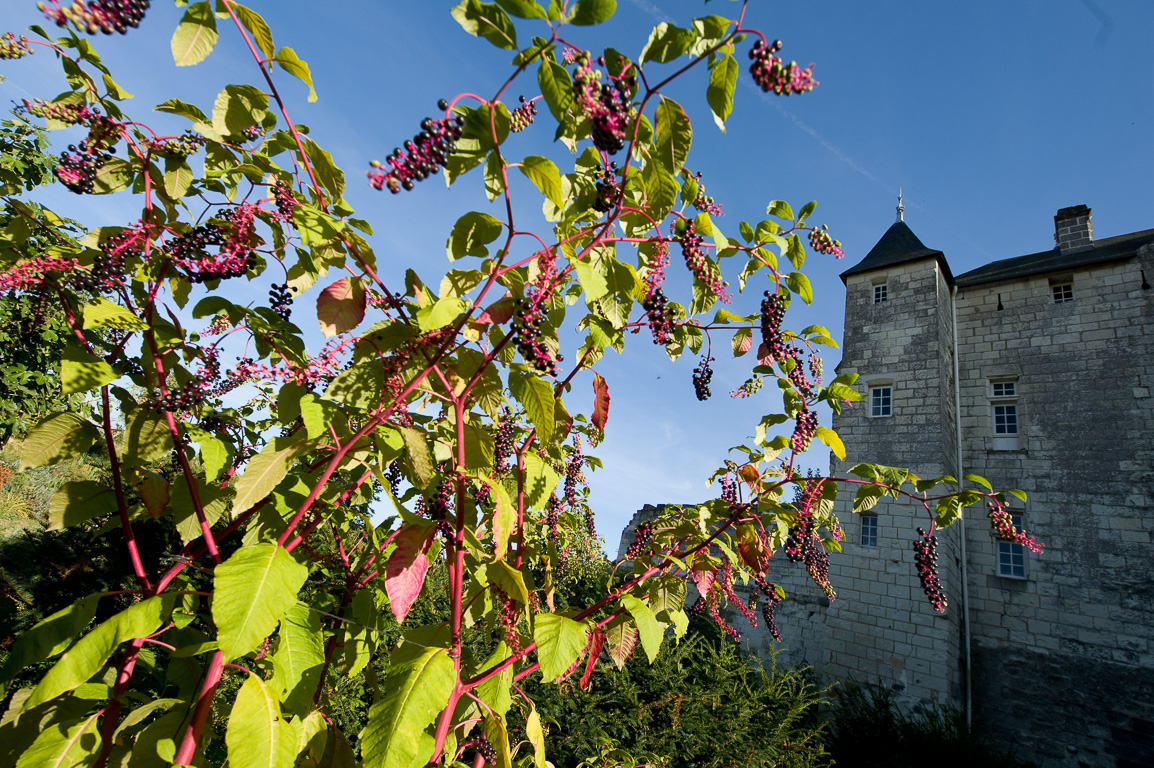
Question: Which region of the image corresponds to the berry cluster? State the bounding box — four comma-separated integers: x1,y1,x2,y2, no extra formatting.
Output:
913,528,948,612
641,288,676,346
271,182,297,221
384,461,402,498
752,576,783,642
759,291,787,362
168,206,256,282
81,230,135,291
0,255,81,292
202,313,231,336
689,587,742,644
564,438,585,511
544,493,561,535
791,406,818,453
692,354,714,401
56,115,120,193
497,589,524,657
19,98,95,126
720,473,737,505
41,0,150,35
719,557,757,628
592,162,620,213
463,737,498,766
572,52,636,154
731,375,763,399
145,131,204,157
510,95,538,132
987,501,1043,553
366,105,463,193
0,33,33,60
749,39,817,95
624,521,654,558
809,352,824,387
511,298,558,376
689,172,722,216
807,224,844,259
268,283,293,321
149,347,223,413
492,410,515,476
678,223,730,302
784,481,835,600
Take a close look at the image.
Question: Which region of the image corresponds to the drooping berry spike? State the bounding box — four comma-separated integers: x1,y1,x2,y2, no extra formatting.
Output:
785,480,835,601
572,52,636,154
510,95,538,132
40,0,151,36
0,33,33,59
268,283,293,321
512,297,560,376
987,501,1044,553
913,527,948,612
692,354,714,401
760,291,787,362
679,222,730,303
748,38,817,95
367,106,463,193
808,224,845,258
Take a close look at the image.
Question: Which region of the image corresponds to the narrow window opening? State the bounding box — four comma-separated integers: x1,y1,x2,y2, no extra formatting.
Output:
860,515,878,547
1051,282,1074,304
873,284,888,304
869,386,892,417
998,513,1027,579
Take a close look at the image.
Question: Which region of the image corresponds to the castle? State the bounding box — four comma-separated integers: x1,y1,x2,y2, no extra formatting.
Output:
619,205,1154,768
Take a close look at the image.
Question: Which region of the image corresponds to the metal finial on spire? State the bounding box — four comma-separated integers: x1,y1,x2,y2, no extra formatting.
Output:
896,188,905,223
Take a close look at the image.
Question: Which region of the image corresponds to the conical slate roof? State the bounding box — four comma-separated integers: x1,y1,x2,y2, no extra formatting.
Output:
839,220,952,284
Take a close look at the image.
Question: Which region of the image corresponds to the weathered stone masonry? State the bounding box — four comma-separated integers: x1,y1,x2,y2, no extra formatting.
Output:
618,205,1154,768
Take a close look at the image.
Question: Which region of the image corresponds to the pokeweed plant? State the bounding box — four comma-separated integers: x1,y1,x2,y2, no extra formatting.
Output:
0,1,1044,767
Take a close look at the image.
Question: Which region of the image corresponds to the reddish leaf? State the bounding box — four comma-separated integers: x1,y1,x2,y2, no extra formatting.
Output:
738,525,771,574
558,627,592,682
316,277,366,337
384,523,435,623
604,615,638,670
740,463,760,491
591,373,610,431
579,627,604,690
476,297,515,325
757,342,774,366
691,562,715,598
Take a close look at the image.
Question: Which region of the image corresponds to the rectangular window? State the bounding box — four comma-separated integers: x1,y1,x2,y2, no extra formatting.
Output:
993,404,1018,435
1051,283,1073,304
998,513,1027,578
860,515,878,547
990,380,1020,450
869,386,892,417
874,284,888,304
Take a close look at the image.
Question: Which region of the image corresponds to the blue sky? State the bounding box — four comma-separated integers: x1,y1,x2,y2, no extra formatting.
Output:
2,0,1151,552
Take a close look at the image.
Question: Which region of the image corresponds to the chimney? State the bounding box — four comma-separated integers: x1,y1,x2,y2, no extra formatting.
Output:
1054,205,1093,253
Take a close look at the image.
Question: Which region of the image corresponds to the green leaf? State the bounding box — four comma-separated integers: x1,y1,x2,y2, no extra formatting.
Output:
767,200,794,220
496,0,547,19
537,59,575,124
474,642,514,717
26,596,171,708
620,595,661,663
15,710,101,768
654,97,692,173
170,478,233,545
325,360,385,411
964,473,993,491
518,156,563,207
639,22,693,64
521,453,559,511
19,412,99,471
853,484,884,513
212,84,269,137
786,272,813,305
451,0,518,50
798,200,817,221
302,138,344,201
509,373,555,445
361,647,456,768
0,594,100,698
603,614,638,669
706,54,738,131
171,1,218,66
273,605,324,716
81,298,146,331
271,46,317,101
935,496,963,528
416,297,467,332
88,158,133,194
487,476,516,556
60,342,116,396
232,433,307,517
48,481,117,530
231,3,275,60
787,233,806,270
399,426,436,488
526,708,546,768
568,0,616,25
447,211,504,261
213,543,309,661
226,675,296,768
162,155,193,198
487,561,529,606
532,614,589,682
815,426,845,460
483,151,504,202
154,98,211,126
123,409,176,465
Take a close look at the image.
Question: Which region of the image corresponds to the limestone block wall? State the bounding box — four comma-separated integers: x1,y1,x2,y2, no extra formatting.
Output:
956,244,1154,767
823,258,964,706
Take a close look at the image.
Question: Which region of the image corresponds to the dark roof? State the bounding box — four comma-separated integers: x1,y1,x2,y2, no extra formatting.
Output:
839,220,953,284
954,228,1154,287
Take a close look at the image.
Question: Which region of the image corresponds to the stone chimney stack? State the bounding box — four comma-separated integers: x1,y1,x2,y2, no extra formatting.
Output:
1054,205,1093,253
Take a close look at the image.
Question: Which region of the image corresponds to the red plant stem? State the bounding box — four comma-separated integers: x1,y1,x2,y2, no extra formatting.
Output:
93,637,145,768
173,649,224,765
99,388,151,591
